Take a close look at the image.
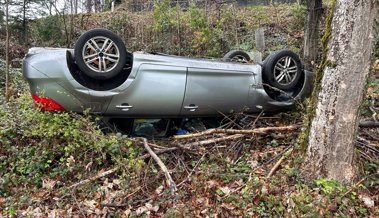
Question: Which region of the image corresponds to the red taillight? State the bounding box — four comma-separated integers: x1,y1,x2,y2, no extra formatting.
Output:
32,94,65,112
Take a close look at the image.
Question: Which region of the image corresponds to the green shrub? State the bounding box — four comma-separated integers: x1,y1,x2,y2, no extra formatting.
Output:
29,15,66,46
0,93,142,196
289,4,306,31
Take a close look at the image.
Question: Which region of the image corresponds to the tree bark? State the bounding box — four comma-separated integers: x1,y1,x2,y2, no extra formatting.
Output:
303,0,322,70
302,0,377,184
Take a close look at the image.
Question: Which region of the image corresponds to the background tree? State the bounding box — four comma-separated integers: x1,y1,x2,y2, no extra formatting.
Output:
0,9,4,24
303,0,322,69
5,0,10,101
302,0,377,184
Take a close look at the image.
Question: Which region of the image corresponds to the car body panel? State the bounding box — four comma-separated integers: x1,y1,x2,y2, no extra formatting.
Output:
181,67,257,115
23,47,314,118
105,64,187,116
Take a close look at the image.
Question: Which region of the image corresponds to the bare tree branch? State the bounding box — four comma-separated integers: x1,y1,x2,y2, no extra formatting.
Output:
173,124,300,140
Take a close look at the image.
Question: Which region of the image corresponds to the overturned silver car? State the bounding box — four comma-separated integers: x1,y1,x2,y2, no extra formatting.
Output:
23,29,313,117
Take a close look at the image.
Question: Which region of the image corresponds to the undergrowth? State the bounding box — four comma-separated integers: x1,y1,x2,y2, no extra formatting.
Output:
26,3,305,59
0,73,143,201
0,73,377,216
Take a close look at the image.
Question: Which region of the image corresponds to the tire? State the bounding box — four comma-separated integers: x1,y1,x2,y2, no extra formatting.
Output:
262,50,302,91
222,50,251,63
74,28,128,80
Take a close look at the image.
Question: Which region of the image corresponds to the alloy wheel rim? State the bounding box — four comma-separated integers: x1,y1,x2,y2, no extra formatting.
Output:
82,36,120,73
273,56,298,86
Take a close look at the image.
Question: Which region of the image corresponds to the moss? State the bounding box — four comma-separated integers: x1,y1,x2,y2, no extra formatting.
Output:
298,0,337,152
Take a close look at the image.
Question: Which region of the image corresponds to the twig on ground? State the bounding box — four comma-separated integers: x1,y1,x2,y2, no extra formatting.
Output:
369,97,378,122
184,134,244,148
216,110,244,129
68,167,119,190
342,173,379,198
231,140,244,164
254,145,293,171
244,114,280,119
266,147,293,178
247,110,264,129
177,151,208,187
141,138,178,199
359,121,379,128
101,186,142,208
173,125,300,140
101,203,129,208
68,146,179,191
358,149,373,161
72,194,87,217
356,138,379,154
137,147,178,160
362,129,379,141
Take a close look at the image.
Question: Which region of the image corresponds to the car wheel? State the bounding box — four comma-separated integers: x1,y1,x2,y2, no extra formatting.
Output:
74,28,128,80
262,50,302,91
222,50,251,63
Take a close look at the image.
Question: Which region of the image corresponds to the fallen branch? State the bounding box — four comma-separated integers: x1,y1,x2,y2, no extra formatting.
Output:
359,121,379,128
266,147,293,178
173,125,300,140
68,167,119,190
342,173,379,198
68,129,266,190
184,134,244,149
254,145,293,171
141,138,178,198
177,151,208,187
369,97,378,122
137,147,178,160
67,145,181,190
356,138,379,154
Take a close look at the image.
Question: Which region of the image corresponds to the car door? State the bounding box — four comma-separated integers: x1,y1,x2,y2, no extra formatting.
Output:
180,67,255,116
106,64,187,117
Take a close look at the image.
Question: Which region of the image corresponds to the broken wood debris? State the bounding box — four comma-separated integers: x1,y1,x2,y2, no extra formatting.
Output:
141,138,178,199
173,124,300,140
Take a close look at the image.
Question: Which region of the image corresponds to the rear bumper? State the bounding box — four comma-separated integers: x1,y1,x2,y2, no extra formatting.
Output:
23,49,89,112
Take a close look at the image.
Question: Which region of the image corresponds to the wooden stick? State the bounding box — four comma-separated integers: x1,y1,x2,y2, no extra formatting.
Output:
184,134,244,149
141,138,177,198
359,121,379,128
67,133,247,190
68,167,119,190
266,147,293,178
137,147,178,160
342,172,379,197
173,125,300,140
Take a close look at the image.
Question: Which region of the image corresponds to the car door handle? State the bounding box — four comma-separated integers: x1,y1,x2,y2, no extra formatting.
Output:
116,104,133,111
184,105,198,112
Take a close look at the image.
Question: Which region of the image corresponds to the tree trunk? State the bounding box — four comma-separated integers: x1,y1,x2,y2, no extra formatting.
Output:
74,0,78,14
302,0,377,184
22,0,28,44
86,0,92,13
5,0,10,102
303,0,322,70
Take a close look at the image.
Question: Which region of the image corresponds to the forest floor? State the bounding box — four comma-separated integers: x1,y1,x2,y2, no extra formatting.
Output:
0,3,379,217
0,79,378,217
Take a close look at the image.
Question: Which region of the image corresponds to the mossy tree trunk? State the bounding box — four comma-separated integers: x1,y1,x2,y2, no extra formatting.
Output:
303,0,322,70
302,0,377,184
